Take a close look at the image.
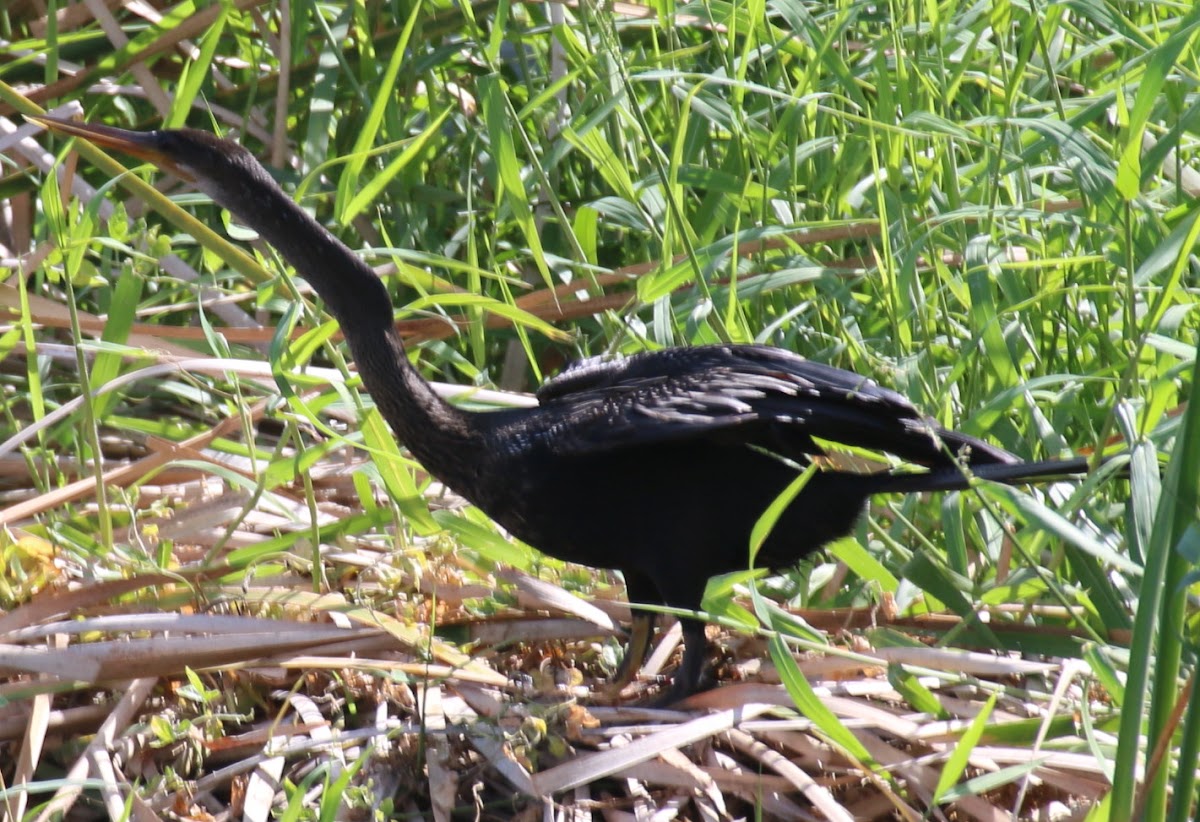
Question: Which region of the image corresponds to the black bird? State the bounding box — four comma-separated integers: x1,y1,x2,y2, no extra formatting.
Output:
33,116,1097,701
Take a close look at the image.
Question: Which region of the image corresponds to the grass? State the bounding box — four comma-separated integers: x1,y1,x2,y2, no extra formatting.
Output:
0,0,1198,817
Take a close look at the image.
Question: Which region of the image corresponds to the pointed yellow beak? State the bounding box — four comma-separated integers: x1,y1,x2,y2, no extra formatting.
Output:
28,114,194,181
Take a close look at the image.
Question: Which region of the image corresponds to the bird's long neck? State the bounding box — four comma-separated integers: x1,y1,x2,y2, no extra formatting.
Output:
214,174,485,488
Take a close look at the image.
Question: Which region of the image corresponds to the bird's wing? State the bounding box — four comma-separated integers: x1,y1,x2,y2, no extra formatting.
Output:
532,344,1015,466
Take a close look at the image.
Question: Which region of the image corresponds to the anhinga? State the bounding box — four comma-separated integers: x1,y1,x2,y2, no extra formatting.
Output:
33,115,1098,702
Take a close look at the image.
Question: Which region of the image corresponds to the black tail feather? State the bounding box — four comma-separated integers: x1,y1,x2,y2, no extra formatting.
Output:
857,455,1104,495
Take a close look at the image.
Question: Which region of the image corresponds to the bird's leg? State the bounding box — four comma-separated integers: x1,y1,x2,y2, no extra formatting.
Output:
607,612,655,694
647,571,713,705
652,618,710,706
606,571,659,696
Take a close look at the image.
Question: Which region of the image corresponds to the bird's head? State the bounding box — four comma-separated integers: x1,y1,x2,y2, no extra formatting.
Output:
29,115,272,212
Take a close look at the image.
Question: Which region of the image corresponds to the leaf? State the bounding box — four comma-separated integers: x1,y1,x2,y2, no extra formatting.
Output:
827,536,899,591
750,583,877,769
433,511,534,570
343,108,452,223
479,73,551,286
88,266,142,418
888,665,946,719
748,463,818,565
361,407,439,535
933,693,997,803
337,0,428,223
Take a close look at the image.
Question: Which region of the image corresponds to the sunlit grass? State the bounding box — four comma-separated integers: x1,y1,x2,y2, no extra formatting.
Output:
1,0,1197,817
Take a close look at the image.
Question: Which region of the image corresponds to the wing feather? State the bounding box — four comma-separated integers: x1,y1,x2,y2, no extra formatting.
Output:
532,344,1014,466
